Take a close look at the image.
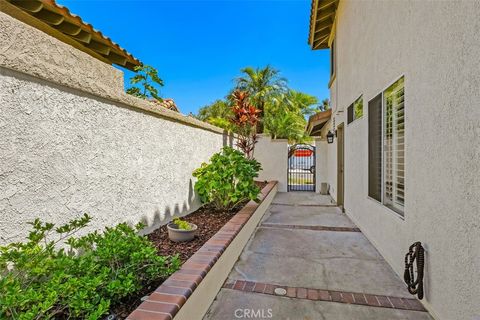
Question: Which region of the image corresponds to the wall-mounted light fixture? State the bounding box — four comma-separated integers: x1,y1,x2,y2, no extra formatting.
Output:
326,131,334,144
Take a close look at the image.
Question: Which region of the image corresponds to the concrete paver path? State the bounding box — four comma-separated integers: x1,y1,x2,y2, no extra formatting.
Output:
204,192,433,320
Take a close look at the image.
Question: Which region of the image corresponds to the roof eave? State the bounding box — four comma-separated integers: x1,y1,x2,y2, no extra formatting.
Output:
308,0,339,50
3,0,142,70
307,109,332,136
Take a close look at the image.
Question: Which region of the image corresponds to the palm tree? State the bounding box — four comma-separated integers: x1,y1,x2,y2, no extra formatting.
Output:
264,102,305,142
318,98,330,111
263,92,316,143
286,90,319,117
236,66,287,132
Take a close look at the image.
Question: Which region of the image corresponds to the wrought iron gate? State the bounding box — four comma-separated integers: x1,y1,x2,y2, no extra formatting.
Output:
288,144,316,191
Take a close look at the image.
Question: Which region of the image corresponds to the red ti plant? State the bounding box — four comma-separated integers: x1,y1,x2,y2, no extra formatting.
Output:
230,90,261,159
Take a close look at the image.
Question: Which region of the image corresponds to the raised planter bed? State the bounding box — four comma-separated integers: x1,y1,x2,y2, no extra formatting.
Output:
126,181,278,320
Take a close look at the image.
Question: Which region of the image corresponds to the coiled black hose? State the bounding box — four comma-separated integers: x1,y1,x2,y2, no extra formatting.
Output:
404,241,424,300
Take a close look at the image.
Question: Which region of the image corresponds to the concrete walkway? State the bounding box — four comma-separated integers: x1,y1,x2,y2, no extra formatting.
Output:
204,192,433,320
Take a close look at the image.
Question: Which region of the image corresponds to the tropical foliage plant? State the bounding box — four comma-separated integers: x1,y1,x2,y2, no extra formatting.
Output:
263,99,307,142
235,66,287,132
230,90,261,159
0,215,180,320
196,99,234,131
196,66,328,144
193,147,261,211
126,65,164,101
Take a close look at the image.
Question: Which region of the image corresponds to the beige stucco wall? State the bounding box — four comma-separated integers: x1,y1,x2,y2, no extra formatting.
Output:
325,1,480,320
0,11,229,244
254,135,288,192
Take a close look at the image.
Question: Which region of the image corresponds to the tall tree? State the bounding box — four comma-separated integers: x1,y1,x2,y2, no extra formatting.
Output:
235,66,287,132
286,90,319,117
263,90,318,143
264,98,305,142
196,99,232,121
195,99,234,131
318,98,331,112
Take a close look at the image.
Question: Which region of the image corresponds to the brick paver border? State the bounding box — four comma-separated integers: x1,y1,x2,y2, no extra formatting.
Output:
223,280,426,312
127,182,278,320
261,223,361,232
271,203,338,207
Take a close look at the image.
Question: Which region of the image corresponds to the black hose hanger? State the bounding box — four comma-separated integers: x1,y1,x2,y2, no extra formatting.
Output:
404,242,425,300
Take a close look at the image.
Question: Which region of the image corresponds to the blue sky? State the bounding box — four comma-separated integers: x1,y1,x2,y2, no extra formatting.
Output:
59,0,331,115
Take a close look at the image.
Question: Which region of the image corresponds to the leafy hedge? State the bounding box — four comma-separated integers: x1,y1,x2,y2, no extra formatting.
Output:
0,214,180,319
193,146,262,210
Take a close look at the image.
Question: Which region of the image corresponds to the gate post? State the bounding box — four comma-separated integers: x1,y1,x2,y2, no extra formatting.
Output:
253,134,288,192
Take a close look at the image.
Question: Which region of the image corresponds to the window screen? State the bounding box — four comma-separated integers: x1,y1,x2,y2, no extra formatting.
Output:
368,94,382,201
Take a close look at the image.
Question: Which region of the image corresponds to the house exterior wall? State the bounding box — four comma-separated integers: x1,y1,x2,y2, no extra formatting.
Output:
0,12,228,244
254,135,288,192
325,1,480,320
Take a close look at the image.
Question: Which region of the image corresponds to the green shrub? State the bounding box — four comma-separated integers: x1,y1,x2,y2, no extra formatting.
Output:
193,146,262,210
0,214,180,320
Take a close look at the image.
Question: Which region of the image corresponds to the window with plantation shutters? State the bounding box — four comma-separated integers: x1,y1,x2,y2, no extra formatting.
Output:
383,77,405,215
368,77,405,216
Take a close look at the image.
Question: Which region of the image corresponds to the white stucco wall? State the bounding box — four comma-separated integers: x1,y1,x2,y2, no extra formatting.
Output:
0,11,229,244
254,135,288,192
314,138,328,194
327,1,480,320
0,67,226,243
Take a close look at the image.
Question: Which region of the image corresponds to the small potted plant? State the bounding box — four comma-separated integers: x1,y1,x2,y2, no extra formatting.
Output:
167,217,197,242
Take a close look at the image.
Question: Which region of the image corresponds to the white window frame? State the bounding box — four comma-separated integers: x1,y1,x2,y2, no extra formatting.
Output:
380,76,405,216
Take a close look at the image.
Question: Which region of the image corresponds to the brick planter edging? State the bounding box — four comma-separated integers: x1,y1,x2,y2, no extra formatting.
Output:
127,181,278,320
261,223,361,232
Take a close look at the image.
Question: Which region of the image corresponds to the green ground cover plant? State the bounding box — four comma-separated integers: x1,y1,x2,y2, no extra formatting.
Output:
193,146,262,211
172,218,192,230
0,214,180,320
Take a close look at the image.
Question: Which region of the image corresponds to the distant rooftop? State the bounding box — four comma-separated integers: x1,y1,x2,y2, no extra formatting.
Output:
2,0,142,70
307,108,332,136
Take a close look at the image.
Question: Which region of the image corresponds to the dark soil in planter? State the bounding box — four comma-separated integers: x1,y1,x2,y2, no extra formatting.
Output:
111,181,268,319
151,205,238,262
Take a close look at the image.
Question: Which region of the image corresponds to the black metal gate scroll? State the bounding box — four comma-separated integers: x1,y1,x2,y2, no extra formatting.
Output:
287,144,316,191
